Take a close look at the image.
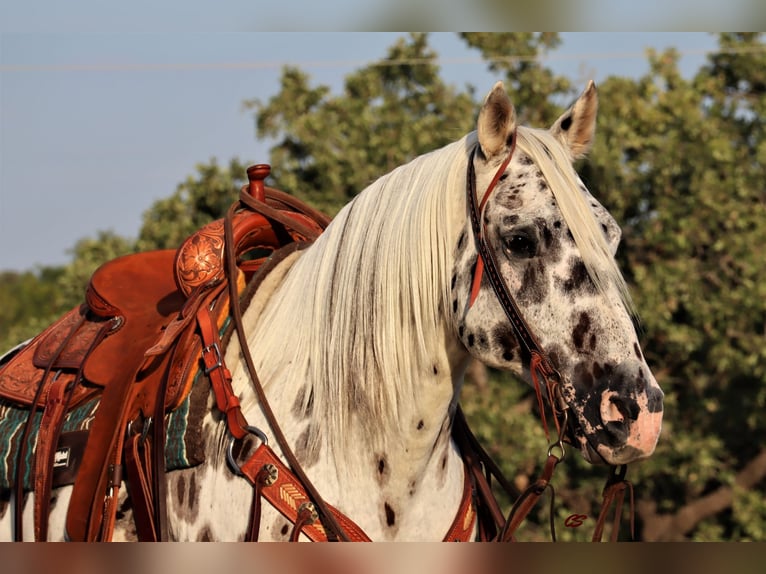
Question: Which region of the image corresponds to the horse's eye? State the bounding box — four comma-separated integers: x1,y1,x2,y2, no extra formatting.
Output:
503,233,537,258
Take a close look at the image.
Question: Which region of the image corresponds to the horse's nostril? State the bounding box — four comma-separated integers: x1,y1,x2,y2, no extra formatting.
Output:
604,420,628,443
599,393,636,446
610,396,630,421
600,392,626,426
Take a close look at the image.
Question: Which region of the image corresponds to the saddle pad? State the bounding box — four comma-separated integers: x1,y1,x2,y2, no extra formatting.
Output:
0,366,210,492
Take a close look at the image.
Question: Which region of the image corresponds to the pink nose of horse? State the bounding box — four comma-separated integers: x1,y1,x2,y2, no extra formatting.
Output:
596,361,664,460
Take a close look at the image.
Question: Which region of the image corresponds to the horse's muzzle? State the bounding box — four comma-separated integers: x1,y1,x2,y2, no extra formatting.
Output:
570,360,664,465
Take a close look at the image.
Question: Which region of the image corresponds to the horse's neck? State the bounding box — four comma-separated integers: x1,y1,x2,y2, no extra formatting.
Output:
226,253,472,540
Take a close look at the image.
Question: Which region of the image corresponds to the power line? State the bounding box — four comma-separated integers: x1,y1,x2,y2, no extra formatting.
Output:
3,45,766,74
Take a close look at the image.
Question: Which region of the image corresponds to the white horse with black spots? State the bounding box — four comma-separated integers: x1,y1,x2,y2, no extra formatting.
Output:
0,81,663,541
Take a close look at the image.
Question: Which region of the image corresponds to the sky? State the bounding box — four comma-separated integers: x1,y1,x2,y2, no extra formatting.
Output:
0,32,722,272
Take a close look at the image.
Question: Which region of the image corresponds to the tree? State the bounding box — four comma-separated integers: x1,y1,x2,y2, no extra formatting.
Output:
581,33,766,541
3,32,765,541
136,158,251,252
246,33,476,215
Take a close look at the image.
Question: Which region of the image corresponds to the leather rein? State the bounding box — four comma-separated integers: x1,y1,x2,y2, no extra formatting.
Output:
207,149,634,542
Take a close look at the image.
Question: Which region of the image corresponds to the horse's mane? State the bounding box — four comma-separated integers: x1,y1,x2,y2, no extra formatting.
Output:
244,135,471,457
241,126,633,459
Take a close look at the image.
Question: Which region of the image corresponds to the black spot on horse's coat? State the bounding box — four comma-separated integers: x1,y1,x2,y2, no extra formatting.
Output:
492,324,518,357
417,420,424,430
291,387,306,419
572,312,591,350
467,333,475,347
384,503,396,527
573,361,595,389
539,180,548,192
281,524,289,536
451,273,457,290
457,231,467,251
560,114,573,131
188,473,197,512
295,425,321,468
633,343,643,360
458,325,465,338
518,260,548,304
197,526,213,542
563,260,597,294
554,220,562,229
542,224,553,248
452,299,458,313
503,214,520,227
520,154,534,166
499,173,509,181
432,365,438,375
177,474,186,507
498,190,524,210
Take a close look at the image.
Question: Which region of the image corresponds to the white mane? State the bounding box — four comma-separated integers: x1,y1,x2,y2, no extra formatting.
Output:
245,136,472,457
242,126,633,458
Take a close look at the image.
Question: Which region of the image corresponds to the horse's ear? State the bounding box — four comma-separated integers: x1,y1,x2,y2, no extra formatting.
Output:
477,81,517,160
550,80,598,160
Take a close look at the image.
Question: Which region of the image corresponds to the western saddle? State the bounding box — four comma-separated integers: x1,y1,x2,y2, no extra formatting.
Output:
0,165,330,541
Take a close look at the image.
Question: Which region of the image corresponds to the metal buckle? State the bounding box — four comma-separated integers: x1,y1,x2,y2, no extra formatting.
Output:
203,342,223,374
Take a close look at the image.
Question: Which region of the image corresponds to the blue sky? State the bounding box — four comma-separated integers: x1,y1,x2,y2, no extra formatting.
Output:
0,32,719,271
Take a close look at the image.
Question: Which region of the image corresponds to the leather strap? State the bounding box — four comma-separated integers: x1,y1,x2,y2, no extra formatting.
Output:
500,454,558,541
32,372,71,541
124,432,157,541
223,199,351,542
592,465,635,542
14,311,86,541
197,303,250,440
442,463,478,542
467,146,563,392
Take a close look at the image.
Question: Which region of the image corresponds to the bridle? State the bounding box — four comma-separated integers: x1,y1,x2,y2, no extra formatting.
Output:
466,139,567,442
210,151,634,542
463,138,635,541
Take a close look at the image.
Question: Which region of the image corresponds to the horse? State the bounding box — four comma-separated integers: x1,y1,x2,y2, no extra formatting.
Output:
0,81,663,541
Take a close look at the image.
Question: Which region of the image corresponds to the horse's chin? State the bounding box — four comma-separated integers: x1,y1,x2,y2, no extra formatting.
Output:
568,430,654,466
565,431,607,465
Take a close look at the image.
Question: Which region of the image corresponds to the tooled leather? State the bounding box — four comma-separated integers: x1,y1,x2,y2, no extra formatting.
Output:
0,309,98,408
240,444,371,542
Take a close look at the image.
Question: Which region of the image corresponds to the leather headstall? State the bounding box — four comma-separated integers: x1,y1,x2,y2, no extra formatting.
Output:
464,141,635,542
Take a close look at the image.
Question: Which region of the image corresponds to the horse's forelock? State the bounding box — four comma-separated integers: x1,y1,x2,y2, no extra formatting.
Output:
515,127,636,317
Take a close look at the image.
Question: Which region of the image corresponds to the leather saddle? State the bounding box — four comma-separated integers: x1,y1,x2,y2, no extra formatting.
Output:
0,166,329,541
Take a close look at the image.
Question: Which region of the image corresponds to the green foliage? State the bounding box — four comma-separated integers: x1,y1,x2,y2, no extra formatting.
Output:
136,157,250,251
459,33,572,125
246,33,476,215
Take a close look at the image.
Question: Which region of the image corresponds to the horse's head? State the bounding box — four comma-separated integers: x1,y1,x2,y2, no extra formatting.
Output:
452,82,663,465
